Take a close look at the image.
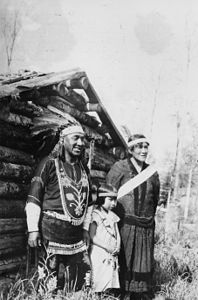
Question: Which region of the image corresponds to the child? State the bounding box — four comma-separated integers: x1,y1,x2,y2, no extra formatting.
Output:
89,183,120,293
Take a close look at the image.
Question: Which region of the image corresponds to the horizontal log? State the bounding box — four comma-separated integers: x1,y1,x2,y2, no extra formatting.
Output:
0,139,33,154
0,218,26,234
67,90,87,110
82,125,113,147
0,162,33,182
0,121,31,140
33,96,48,107
0,146,35,166
0,200,25,218
52,84,87,110
92,145,116,163
0,255,26,274
51,95,76,108
0,121,33,153
31,98,99,129
85,146,116,171
0,246,26,257
21,70,86,89
47,97,99,128
9,98,43,117
65,76,89,89
0,69,86,99
32,107,71,129
90,169,107,180
0,138,33,153
0,234,26,250
86,103,102,113
36,96,111,136
0,180,29,199
0,110,32,127
0,71,42,85
34,95,74,108
52,82,70,97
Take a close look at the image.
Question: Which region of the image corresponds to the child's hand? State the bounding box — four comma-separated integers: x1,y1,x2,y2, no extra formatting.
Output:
111,247,120,256
83,229,90,248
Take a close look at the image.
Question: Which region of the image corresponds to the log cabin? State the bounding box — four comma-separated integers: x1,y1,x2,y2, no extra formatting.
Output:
0,68,127,280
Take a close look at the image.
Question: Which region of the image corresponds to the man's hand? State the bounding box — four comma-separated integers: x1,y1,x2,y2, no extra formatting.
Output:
83,229,90,249
28,231,41,247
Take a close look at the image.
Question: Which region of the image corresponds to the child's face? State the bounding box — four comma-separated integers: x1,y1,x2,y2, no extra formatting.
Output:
102,196,117,211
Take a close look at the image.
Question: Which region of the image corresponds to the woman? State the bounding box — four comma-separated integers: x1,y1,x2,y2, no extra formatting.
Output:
106,134,160,300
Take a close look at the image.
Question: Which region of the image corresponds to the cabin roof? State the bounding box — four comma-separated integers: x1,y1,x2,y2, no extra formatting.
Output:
0,68,127,148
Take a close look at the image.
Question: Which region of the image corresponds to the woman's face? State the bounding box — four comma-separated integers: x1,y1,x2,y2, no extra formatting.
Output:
102,196,117,211
129,142,149,163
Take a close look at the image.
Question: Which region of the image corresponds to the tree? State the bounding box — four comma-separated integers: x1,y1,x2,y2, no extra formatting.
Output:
150,68,162,137
0,4,21,72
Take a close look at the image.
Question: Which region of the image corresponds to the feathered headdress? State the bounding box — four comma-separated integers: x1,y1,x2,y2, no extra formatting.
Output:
31,105,84,158
120,125,132,142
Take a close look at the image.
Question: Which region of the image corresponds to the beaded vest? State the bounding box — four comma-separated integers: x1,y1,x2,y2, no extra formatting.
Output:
55,158,89,226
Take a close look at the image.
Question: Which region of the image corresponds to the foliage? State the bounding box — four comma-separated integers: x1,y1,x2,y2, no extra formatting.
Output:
153,209,198,300
0,273,118,300
0,265,118,300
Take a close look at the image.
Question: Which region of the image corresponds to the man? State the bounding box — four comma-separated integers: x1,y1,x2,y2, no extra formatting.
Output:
25,117,93,295
106,134,160,300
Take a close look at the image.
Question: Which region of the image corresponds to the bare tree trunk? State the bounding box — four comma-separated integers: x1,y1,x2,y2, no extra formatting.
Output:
150,70,161,137
0,7,21,72
165,113,181,240
171,113,181,203
184,166,193,220
165,188,172,239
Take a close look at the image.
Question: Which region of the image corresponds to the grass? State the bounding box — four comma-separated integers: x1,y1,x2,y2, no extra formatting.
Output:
153,206,198,300
0,274,118,300
0,266,118,300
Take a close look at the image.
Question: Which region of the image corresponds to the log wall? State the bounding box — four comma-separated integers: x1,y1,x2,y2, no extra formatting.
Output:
0,70,126,276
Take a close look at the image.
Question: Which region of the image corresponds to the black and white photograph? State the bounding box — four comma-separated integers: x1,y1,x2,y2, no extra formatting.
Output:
0,1,198,299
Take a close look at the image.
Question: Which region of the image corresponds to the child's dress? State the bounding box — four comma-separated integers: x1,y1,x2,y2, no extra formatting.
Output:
90,207,120,292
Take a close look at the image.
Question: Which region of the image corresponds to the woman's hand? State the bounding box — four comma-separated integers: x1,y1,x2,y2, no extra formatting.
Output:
28,231,41,247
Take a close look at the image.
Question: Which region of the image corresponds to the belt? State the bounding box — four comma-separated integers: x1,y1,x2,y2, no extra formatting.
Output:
43,210,71,222
41,212,83,244
123,215,154,228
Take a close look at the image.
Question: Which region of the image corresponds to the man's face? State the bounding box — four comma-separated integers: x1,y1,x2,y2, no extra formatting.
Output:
63,132,85,157
129,142,149,163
